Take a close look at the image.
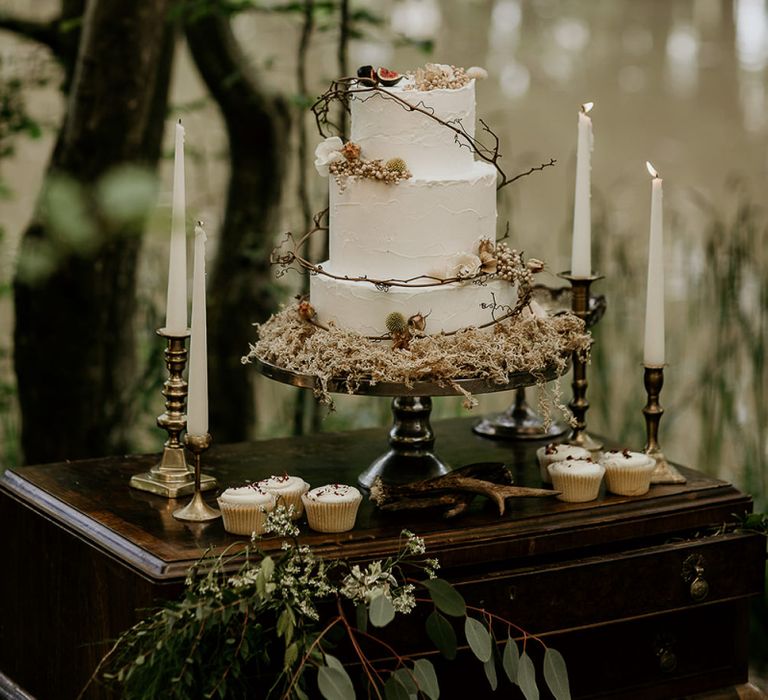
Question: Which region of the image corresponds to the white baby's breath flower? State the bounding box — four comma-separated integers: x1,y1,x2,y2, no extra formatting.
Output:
314,136,344,177
466,66,488,80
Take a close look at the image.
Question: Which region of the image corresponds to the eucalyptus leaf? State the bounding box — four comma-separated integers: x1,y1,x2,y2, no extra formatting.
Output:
369,591,396,627
426,611,457,660
261,555,275,580
294,685,309,700
518,652,539,700
464,617,492,662
543,648,571,700
502,637,520,684
413,659,439,699
483,655,498,691
422,579,466,617
324,654,345,673
384,676,411,700
393,668,418,693
318,663,355,700
284,641,299,670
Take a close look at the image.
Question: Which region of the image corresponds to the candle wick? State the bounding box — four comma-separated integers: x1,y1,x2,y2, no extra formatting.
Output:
178,118,182,124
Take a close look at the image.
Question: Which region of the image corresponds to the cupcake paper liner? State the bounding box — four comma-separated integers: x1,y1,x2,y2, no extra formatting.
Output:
549,466,604,503
217,499,275,536
604,459,656,496
268,481,310,519
301,493,361,533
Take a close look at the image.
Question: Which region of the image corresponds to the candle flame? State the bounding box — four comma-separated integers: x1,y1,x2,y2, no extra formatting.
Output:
646,161,658,178
581,101,594,114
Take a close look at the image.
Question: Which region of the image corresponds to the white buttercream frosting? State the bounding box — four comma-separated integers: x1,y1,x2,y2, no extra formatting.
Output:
305,484,361,503
600,450,655,470
219,485,276,507
328,162,497,280
548,458,605,478
350,79,477,179
310,272,516,336
257,474,309,493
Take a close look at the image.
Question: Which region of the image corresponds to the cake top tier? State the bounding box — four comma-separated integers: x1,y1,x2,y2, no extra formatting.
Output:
349,72,478,180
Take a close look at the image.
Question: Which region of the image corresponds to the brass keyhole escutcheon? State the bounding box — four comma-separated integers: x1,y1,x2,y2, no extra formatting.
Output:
682,553,709,602
653,634,678,673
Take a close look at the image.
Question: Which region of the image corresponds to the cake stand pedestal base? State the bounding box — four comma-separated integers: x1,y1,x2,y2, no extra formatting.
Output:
358,396,449,489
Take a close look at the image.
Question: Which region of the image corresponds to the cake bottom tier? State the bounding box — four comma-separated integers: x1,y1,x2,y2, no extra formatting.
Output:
310,270,517,336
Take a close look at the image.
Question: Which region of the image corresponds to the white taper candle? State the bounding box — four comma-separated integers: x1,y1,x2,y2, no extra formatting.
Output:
164,120,188,334
571,102,594,277
187,222,209,436
643,162,665,366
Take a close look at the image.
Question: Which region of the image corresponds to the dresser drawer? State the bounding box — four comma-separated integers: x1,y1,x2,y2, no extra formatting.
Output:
421,599,751,699
457,532,765,634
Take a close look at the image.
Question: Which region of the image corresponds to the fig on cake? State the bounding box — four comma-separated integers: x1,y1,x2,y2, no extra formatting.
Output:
377,67,404,86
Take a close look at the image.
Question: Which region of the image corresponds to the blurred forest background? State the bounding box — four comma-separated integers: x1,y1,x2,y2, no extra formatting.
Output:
0,2,766,499
0,0,766,682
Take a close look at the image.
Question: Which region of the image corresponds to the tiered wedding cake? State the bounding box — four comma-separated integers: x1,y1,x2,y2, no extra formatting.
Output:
309,65,517,337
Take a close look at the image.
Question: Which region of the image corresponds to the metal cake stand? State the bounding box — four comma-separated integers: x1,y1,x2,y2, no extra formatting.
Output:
254,358,567,489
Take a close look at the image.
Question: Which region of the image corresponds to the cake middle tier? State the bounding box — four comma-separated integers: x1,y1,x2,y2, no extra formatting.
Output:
328,161,497,281
310,272,517,336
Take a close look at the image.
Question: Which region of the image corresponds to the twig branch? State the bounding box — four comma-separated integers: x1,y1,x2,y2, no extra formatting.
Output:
0,15,61,54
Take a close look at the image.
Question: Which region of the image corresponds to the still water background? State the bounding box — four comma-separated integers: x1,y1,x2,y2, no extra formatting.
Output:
0,0,766,510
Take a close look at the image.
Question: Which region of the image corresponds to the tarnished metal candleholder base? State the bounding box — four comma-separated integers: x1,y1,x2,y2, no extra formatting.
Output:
130,328,217,498
473,387,568,440
560,272,603,452
173,433,221,522
642,365,686,484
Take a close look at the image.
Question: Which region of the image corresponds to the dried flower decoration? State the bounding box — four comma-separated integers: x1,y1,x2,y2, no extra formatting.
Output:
407,313,427,333
341,141,361,161
385,157,408,174
478,238,498,274
314,136,344,177
466,66,489,80
449,252,482,280
527,258,545,273
297,299,316,321
406,63,470,91
327,142,412,191
385,312,407,335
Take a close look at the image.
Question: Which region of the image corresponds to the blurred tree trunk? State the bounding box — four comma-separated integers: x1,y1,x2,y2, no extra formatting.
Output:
13,0,174,464
186,10,289,443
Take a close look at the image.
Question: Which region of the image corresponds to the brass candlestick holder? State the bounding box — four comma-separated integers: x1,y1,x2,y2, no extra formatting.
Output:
173,433,221,521
473,387,569,440
560,272,603,452
130,328,217,497
642,365,686,484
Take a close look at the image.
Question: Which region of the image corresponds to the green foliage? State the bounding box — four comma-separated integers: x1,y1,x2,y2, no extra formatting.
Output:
422,578,466,617
89,519,568,698
543,647,571,700
425,610,456,659
518,651,539,700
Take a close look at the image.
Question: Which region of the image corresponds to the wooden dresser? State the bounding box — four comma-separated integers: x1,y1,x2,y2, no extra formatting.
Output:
0,417,765,699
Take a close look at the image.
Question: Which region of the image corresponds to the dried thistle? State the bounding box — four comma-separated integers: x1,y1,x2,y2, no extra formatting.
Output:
385,157,408,174
385,312,407,335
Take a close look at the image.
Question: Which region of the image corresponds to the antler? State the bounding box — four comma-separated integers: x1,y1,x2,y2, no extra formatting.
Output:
370,463,559,518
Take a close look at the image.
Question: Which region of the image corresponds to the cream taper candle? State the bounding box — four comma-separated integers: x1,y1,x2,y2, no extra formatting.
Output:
643,162,665,367
187,222,208,436
571,102,594,277
164,120,188,335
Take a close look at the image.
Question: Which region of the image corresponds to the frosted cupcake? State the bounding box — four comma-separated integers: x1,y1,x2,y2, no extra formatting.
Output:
256,474,310,519
600,449,656,496
548,458,605,503
217,484,276,536
536,443,592,484
302,484,362,533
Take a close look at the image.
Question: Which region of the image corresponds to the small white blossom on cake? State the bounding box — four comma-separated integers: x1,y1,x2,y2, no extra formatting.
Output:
314,136,345,177
450,252,482,279
466,66,488,80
